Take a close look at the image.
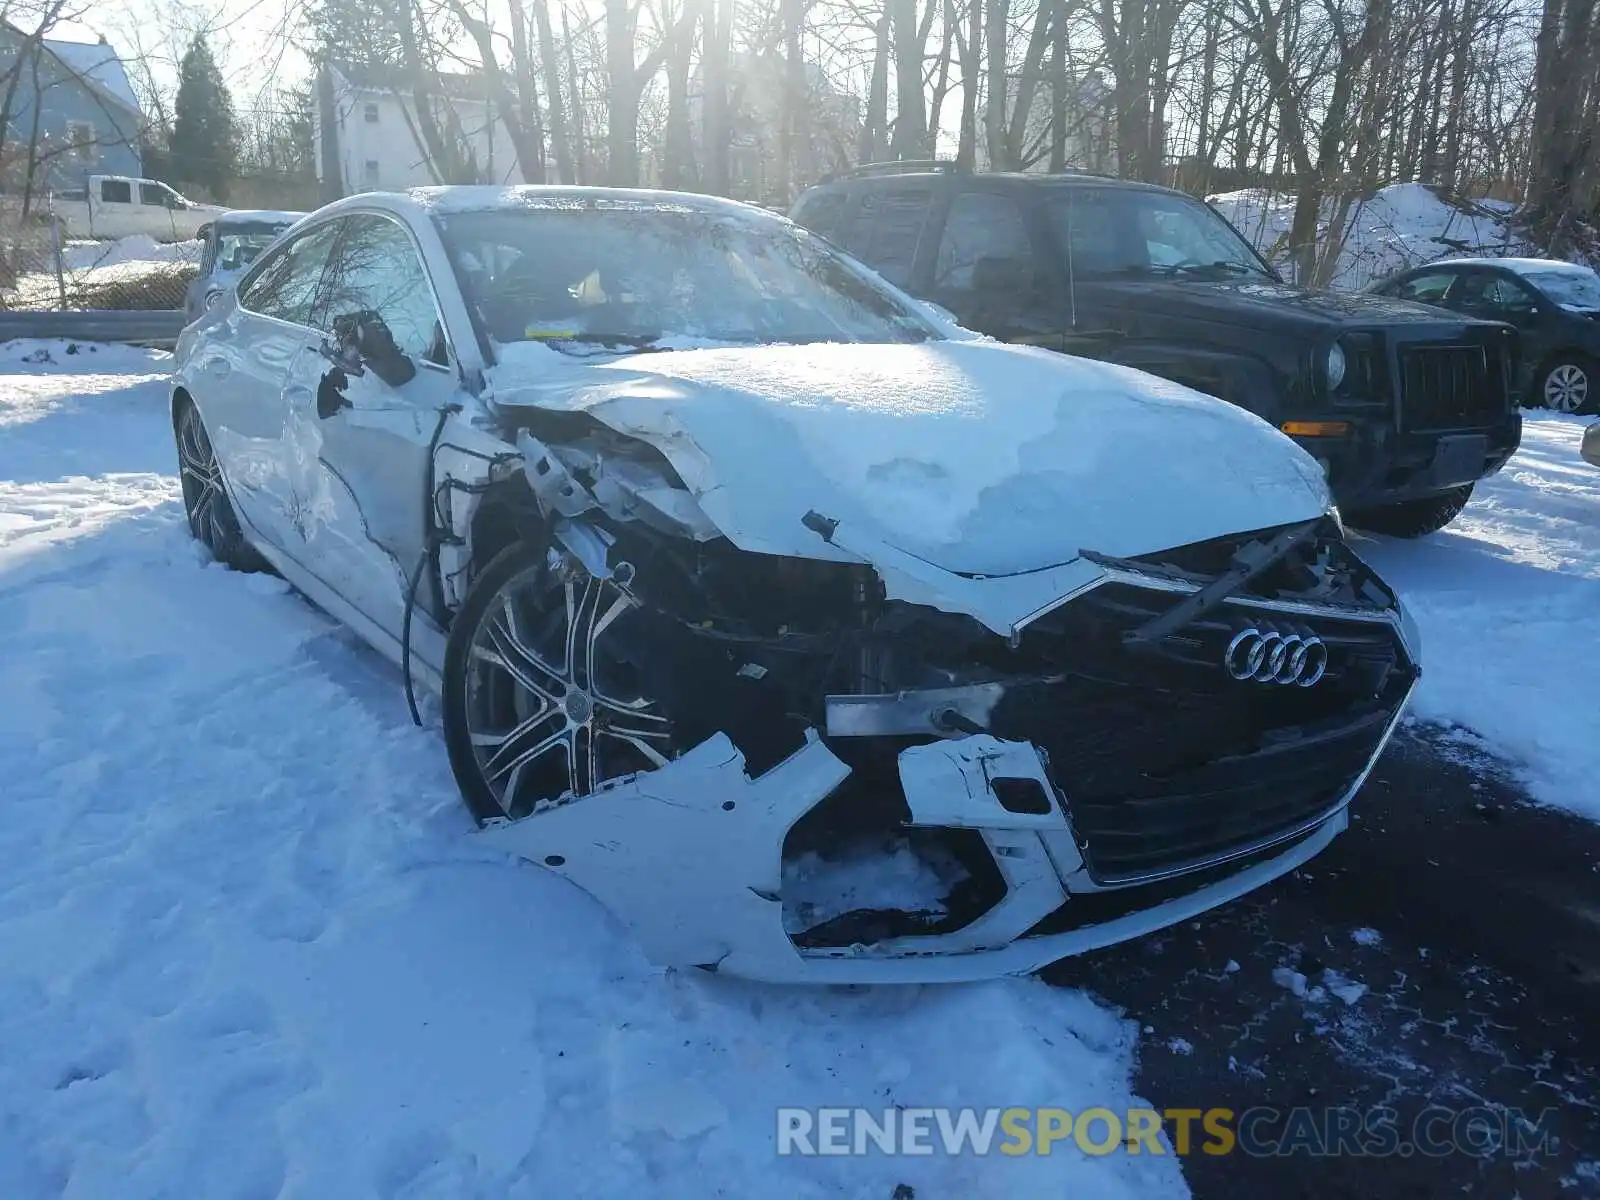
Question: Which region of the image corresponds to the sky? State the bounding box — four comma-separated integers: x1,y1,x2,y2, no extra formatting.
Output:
50,0,312,117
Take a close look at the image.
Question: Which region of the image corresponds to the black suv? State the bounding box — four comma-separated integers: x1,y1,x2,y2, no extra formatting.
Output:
791,163,1523,537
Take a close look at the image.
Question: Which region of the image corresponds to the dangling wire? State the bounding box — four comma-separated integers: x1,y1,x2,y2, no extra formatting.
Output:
403,404,461,727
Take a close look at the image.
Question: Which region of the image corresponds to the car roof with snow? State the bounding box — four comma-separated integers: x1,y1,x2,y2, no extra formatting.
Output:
211,210,307,228
808,162,1184,197
1420,256,1591,275
402,185,781,222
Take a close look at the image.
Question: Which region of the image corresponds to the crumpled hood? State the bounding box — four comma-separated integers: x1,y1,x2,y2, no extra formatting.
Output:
487,339,1331,576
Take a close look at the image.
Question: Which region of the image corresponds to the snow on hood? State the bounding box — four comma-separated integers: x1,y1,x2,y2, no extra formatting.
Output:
487,339,1331,576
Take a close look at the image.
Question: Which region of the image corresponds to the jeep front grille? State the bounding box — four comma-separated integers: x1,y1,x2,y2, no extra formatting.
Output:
1398,344,1502,431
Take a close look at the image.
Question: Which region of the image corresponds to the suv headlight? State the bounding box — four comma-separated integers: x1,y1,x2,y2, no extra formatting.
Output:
1327,342,1347,392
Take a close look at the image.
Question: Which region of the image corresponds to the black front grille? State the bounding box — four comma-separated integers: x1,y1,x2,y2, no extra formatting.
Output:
1399,344,1502,431
982,583,1415,883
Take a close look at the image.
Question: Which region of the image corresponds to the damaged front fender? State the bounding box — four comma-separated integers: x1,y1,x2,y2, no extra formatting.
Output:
478,732,851,978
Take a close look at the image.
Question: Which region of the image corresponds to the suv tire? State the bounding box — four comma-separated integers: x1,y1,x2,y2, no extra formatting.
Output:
1345,484,1474,538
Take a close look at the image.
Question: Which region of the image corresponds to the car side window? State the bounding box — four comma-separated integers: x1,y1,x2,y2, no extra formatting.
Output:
834,185,932,288
1391,270,1457,304
934,191,1036,291
99,179,132,204
1456,272,1539,316
317,213,449,366
238,223,340,327
791,191,847,239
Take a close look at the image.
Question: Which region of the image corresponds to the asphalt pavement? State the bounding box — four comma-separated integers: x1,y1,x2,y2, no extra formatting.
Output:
1046,722,1600,1198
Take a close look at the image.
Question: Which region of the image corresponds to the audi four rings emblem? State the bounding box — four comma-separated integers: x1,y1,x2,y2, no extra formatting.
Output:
1224,627,1329,687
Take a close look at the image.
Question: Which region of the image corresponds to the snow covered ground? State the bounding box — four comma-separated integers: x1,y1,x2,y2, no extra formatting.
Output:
1356,412,1600,823
2,342,1597,1199
0,341,1184,1198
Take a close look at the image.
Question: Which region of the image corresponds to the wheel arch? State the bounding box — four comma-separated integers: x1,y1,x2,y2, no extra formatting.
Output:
170,383,195,431
465,472,549,580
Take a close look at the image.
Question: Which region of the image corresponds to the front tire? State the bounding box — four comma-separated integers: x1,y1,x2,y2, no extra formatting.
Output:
441,540,678,826
1534,356,1597,414
174,399,267,571
1345,484,1474,538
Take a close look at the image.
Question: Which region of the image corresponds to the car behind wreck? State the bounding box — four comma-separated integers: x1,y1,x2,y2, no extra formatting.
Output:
169,186,1421,983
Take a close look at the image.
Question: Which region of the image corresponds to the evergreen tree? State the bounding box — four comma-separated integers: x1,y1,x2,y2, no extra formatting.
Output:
169,35,239,201
302,0,408,72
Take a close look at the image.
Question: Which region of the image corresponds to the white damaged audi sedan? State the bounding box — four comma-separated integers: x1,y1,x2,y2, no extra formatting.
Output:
170,186,1420,983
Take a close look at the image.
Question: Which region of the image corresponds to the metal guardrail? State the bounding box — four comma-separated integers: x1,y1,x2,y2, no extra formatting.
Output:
0,308,186,346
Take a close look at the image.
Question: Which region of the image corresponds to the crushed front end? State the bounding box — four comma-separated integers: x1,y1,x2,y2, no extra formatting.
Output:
478,479,1419,982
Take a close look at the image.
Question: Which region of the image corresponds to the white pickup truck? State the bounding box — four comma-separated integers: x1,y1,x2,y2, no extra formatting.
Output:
45,175,225,242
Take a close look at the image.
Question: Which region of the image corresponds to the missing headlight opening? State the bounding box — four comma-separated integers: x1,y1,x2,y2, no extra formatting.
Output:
464,424,1418,983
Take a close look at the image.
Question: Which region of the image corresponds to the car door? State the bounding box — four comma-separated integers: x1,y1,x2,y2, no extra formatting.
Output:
198,218,343,554
1449,269,1551,395
185,224,218,322
926,188,1065,347
1379,267,1460,308
139,181,181,242
92,178,135,238
1044,185,1151,361
277,211,462,641
830,182,935,294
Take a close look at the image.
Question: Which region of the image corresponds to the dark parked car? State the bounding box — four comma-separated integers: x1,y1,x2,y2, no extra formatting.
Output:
1367,257,1600,414
1583,421,1600,468
790,163,1522,538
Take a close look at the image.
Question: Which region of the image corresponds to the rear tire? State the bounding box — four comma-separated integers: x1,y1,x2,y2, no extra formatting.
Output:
1345,484,1474,538
174,399,269,571
1533,355,1598,414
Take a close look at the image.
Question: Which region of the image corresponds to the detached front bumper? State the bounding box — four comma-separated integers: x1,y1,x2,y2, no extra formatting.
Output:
479,555,1420,985
1286,412,1521,509
481,728,1383,983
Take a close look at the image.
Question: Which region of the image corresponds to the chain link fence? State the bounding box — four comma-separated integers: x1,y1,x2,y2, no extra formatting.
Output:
1,215,199,315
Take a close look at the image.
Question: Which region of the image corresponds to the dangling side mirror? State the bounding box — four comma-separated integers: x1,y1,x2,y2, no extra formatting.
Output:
324,310,417,389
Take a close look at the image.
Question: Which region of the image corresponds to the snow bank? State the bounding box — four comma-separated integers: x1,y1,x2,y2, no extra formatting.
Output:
5,237,200,311
0,344,1187,1198
60,234,201,273
1358,412,1600,823
1210,182,1529,291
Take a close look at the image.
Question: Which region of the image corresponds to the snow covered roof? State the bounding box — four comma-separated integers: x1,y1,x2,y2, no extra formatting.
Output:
1431,256,1592,276
211,210,309,229
407,185,771,220
330,61,499,104
42,37,141,117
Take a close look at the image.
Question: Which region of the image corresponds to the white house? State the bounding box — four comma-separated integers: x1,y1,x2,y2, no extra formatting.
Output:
311,61,526,196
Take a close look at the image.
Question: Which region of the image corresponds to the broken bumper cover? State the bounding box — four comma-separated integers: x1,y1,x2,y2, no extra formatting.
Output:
479,672,1415,984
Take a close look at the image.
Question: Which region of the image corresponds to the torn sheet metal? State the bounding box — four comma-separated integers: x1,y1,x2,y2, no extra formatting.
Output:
477,732,851,979
478,724,1351,983
804,515,1107,641
825,683,1006,738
